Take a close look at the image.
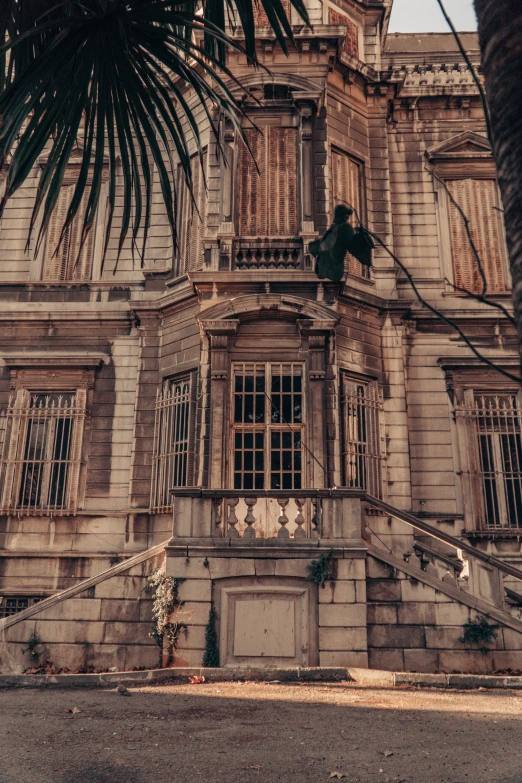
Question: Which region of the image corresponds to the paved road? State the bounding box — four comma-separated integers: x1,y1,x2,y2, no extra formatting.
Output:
0,681,521,782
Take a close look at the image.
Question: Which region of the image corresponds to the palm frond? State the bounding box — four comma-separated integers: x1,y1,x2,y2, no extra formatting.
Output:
0,0,309,271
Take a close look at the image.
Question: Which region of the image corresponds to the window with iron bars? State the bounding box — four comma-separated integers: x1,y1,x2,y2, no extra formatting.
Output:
232,363,304,491
0,596,43,618
0,390,86,515
340,374,384,498
456,391,522,530
150,372,197,512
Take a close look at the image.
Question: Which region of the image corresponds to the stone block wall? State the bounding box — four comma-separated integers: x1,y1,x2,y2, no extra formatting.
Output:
366,554,522,673
167,548,369,669
0,554,164,674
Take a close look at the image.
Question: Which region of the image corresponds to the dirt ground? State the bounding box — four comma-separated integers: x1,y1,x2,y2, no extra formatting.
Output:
1,680,521,783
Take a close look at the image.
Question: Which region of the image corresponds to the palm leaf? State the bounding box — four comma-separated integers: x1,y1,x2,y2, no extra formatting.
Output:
0,0,309,271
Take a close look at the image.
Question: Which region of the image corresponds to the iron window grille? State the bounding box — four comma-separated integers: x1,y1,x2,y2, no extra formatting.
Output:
231,362,305,491
150,373,197,512
340,374,385,498
0,390,86,515
0,596,43,618
456,391,522,529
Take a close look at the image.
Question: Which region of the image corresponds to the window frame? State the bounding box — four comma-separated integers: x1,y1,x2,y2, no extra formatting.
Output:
229,361,306,492
339,370,385,499
150,370,198,512
329,145,370,279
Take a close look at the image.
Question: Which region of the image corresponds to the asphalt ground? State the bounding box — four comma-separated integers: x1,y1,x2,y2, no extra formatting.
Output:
1,680,521,783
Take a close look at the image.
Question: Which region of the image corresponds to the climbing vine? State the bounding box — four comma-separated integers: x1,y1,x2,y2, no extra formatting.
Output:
203,601,220,668
306,549,336,588
147,567,188,665
459,617,499,656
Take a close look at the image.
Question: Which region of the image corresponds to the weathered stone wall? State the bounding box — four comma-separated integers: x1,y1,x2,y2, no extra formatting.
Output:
0,554,163,673
367,555,522,673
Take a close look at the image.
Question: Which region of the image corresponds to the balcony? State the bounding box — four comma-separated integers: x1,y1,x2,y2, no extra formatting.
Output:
234,239,304,271
170,488,365,543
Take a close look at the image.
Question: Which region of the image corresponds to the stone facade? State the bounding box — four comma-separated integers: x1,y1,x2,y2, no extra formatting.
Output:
1,1,522,673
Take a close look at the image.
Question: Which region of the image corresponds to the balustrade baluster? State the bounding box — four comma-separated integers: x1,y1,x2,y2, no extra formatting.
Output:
294,498,306,539
277,498,290,539
243,497,257,539
311,499,320,539
226,497,240,538
212,497,223,537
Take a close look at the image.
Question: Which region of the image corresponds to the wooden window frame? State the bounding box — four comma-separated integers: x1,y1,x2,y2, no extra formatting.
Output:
229,362,306,492
339,371,385,499
432,163,510,296
174,149,208,278
31,163,109,283
330,146,369,279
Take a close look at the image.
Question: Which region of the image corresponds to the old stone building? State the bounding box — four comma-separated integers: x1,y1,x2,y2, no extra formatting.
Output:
1,0,522,675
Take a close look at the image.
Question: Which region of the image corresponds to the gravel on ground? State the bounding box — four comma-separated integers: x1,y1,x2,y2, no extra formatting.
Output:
0,680,521,783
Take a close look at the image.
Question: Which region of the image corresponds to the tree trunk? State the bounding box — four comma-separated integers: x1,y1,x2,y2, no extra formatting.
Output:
474,0,522,380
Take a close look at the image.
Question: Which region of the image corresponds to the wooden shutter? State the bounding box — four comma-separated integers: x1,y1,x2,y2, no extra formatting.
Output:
43,185,95,282
462,388,486,528
331,149,363,276
0,389,30,511
328,8,359,58
177,151,207,274
239,127,298,237
255,0,290,26
447,178,506,294
65,388,86,513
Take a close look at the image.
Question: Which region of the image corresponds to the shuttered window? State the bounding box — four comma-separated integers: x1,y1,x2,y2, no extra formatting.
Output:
238,127,298,238
447,178,507,293
42,185,96,281
255,0,290,26
331,149,366,276
176,151,207,276
328,8,359,58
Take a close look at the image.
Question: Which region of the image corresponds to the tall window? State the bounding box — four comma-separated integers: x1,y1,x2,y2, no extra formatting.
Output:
447,178,508,293
232,363,304,490
150,373,196,512
175,150,208,276
42,186,96,281
331,149,367,277
0,390,86,514
238,127,298,238
340,374,384,498
457,391,522,529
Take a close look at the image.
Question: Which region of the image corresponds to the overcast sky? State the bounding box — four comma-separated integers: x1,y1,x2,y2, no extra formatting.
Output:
388,0,477,32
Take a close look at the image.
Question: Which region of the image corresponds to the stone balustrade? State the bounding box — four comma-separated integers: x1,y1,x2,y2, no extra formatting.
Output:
235,244,303,270
170,488,365,542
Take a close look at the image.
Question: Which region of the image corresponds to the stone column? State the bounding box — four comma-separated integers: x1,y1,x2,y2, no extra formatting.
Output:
198,319,239,488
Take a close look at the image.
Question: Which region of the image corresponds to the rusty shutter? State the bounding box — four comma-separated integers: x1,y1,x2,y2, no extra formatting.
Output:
447,178,507,294
255,0,290,26
331,149,363,276
239,127,298,237
328,8,359,58
177,150,207,274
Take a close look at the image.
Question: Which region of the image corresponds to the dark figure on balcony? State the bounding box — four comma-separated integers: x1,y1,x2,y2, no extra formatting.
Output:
309,204,373,282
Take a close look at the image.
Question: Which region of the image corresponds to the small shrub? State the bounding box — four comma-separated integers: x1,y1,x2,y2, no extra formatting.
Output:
22,632,42,663
148,567,187,665
203,602,220,668
459,617,499,655
306,549,336,588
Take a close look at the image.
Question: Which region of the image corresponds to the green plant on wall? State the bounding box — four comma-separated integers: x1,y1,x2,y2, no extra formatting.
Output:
203,602,220,668
147,567,188,666
22,632,42,663
306,549,336,588
459,616,499,656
